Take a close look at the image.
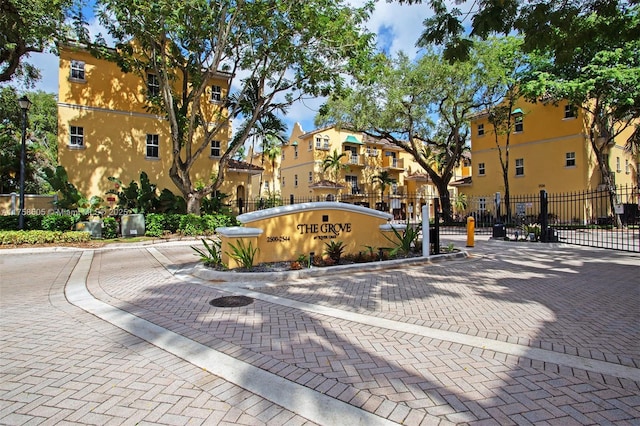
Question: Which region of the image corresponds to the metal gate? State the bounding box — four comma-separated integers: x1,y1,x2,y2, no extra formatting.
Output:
440,185,639,253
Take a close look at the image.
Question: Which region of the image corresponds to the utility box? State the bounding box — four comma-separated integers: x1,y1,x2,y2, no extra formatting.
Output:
76,221,102,239
492,223,506,238
121,214,145,237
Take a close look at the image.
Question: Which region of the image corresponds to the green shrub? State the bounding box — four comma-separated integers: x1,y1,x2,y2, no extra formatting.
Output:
0,230,91,245
145,213,165,237
163,214,181,233
227,239,259,269
324,240,345,263
191,238,223,267
0,216,18,230
24,215,44,230
102,217,118,239
383,221,421,256
41,214,76,231
0,215,45,231
179,214,204,236
201,214,239,232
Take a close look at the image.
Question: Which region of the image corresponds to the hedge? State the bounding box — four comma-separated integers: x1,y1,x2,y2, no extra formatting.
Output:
0,230,91,245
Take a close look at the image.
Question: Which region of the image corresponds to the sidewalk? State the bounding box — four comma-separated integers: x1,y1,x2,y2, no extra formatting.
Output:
1,236,639,424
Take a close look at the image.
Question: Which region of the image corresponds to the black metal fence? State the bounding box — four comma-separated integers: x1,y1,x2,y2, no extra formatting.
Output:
237,185,639,253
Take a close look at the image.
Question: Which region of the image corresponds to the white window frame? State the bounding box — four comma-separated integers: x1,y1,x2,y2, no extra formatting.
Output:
146,134,159,158
515,158,524,176
478,162,485,176
294,174,298,187
478,198,487,212
294,146,298,159
565,152,576,167
564,105,576,119
210,85,222,102
477,123,484,136
625,159,630,174
514,115,523,133
70,126,84,147
616,156,621,172
70,60,85,81
308,171,313,183
345,175,358,194
147,73,160,97
210,140,221,157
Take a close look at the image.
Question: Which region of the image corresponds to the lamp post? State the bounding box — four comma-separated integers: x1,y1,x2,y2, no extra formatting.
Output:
18,95,32,230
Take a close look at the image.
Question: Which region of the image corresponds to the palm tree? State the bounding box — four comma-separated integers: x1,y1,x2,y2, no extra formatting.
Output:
372,170,396,201
322,149,348,184
262,134,282,196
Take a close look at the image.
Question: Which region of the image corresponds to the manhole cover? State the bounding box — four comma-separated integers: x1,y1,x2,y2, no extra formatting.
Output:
209,296,254,307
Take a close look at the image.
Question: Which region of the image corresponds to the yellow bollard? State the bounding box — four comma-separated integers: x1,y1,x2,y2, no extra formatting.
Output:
466,216,475,247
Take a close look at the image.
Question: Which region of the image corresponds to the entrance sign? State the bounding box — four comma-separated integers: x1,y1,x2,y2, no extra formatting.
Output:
217,202,395,269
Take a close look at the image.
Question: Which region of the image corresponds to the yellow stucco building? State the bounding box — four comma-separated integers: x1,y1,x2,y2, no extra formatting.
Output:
279,123,470,219
466,98,638,197
57,42,259,211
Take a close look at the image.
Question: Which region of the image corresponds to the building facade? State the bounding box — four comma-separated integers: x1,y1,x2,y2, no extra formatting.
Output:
279,123,471,219
57,42,257,211
462,98,638,223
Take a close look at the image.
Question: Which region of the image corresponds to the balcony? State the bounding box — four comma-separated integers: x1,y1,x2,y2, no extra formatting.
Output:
345,154,365,167
382,157,405,170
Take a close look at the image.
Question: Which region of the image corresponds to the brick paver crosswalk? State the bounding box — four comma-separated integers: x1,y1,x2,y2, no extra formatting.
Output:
1,239,639,425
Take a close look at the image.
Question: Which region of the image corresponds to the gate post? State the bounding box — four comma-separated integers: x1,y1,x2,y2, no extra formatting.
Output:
540,190,549,243
433,198,440,255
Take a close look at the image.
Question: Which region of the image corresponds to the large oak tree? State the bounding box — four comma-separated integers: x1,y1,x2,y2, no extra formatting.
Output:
316,48,495,221
88,0,375,213
1,0,73,85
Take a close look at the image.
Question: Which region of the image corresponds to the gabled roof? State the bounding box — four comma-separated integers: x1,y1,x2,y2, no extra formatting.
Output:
343,135,362,145
309,180,345,189
449,176,472,186
227,159,264,175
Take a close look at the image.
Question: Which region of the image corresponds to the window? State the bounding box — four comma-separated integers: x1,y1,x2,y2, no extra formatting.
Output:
626,159,630,174
477,123,484,136
146,134,159,158
294,145,298,158
346,175,358,194
308,171,313,183
514,115,523,132
282,177,285,187
210,85,222,102
565,152,576,167
315,136,322,149
264,181,270,192
366,147,378,156
616,157,621,172
515,158,524,176
323,137,330,150
70,60,85,80
309,140,313,150
147,73,160,97
478,198,487,212
70,126,84,146
210,140,221,157
294,174,298,187
478,162,485,176
564,105,576,119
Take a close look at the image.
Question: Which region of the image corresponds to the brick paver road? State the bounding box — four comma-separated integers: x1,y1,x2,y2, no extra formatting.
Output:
1,238,639,425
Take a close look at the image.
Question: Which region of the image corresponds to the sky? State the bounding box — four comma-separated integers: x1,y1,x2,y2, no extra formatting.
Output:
24,0,435,141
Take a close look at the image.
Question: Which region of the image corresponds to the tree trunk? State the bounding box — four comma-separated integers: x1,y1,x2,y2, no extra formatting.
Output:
186,192,202,215
433,178,453,222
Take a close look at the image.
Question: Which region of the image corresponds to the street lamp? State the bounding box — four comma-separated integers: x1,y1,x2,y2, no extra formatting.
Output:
18,95,32,230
